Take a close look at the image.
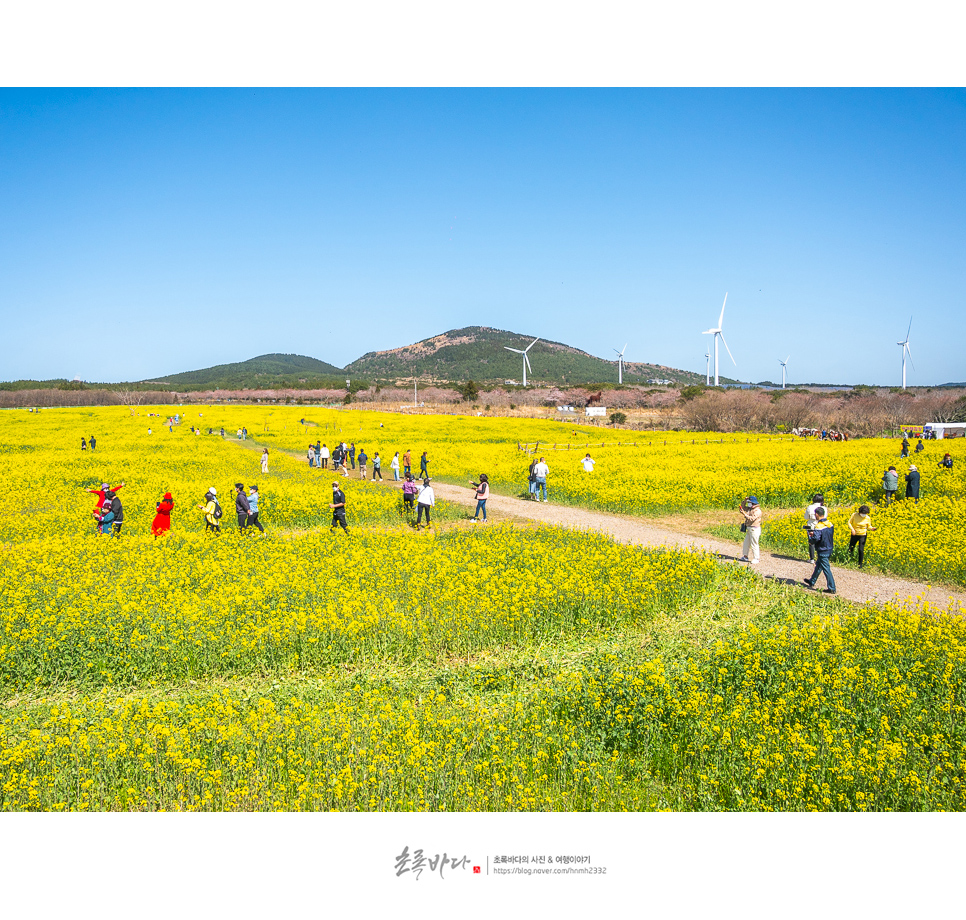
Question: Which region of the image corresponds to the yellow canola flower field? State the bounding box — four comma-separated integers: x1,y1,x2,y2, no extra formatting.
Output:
2,406,966,811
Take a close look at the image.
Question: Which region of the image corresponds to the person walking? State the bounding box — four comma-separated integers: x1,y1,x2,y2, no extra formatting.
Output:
151,492,174,537
939,452,953,472
403,449,412,478
402,473,418,514
261,449,269,474
416,478,435,528
803,506,836,594
247,485,264,532
737,496,762,564
307,444,316,468
904,465,920,504
358,448,368,480
330,482,348,533
198,488,222,535
470,474,489,522
315,439,321,465
372,453,383,480
805,493,824,562
581,453,595,472
847,505,875,567
419,451,429,479
390,452,400,481
235,483,251,532
533,456,549,502
348,443,356,470
81,437,87,451
320,444,330,469
89,436,96,451
882,467,899,504
899,437,910,458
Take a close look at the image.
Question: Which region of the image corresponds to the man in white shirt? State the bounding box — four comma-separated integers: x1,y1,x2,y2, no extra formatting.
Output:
581,453,595,473
533,457,550,501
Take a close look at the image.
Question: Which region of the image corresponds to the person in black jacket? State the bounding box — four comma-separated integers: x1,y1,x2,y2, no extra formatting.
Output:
235,483,251,531
105,490,123,536
803,506,835,594
904,465,920,503
330,482,348,533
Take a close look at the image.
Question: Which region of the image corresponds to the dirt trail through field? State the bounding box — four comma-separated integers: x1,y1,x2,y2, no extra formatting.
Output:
238,438,966,612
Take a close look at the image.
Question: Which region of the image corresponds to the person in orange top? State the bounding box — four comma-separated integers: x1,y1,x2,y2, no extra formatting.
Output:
152,492,174,536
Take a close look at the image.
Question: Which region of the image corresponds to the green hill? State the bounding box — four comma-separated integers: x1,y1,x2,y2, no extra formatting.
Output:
141,353,348,391
346,326,710,386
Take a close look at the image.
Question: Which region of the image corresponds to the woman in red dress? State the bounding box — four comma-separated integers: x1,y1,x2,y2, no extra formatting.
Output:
152,492,174,536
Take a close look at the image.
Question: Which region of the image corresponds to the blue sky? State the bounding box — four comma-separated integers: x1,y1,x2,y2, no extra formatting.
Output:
1,88,964,386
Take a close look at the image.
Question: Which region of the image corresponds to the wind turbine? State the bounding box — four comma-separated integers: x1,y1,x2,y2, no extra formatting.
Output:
504,336,539,387
704,351,711,385
779,355,790,389
701,293,736,386
614,344,627,384
898,318,914,389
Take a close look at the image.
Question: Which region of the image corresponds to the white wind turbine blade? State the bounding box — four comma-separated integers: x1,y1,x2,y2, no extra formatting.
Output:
524,352,532,374
905,342,915,372
504,346,524,354
717,293,728,330
905,317,912,343
785,355,790,365
525,337,539,353
719,332,737,366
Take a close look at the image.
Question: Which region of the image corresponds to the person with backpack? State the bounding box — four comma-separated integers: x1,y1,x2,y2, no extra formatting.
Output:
402,473,418,514
372,452,383,480
198,488,222,535
151,492,174,537
416,478,435,528
247,485,264,532
470,473,489,522
803,506,836,594
235,482,251,531
358,448,368,480
330,482,348,533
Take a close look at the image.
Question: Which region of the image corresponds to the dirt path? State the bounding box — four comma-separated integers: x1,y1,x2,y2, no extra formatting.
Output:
238,438,966,612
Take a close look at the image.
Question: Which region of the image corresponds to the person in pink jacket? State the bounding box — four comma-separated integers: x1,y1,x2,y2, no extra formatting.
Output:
470,474,490,522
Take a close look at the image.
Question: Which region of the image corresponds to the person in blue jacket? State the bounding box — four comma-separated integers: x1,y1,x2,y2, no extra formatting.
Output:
803,506,836,594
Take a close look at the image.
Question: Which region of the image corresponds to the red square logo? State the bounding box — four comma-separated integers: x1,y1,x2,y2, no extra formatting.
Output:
473,866,481,874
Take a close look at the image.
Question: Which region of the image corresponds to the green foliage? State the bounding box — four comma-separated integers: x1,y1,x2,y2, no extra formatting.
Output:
609,411,627,426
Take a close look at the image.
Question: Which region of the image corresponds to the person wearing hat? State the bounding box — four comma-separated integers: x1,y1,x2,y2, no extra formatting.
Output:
85,481,124,531
198,488,222,535
904,465,920,503
247,485,264,532
738,496,762,564
151,492,174,537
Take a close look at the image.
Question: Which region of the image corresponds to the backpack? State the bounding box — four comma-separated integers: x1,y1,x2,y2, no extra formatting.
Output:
213,500,223,520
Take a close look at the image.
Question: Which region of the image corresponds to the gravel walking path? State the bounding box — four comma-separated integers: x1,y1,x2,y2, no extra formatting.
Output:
391,479,966,612
238,439,965,612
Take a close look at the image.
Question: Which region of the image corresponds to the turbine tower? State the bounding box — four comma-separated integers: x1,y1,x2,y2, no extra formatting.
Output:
701,293,736,386
898,318,914,389
779,355,790,389
705,351,711,386
504,336,539,387
614,344,627,384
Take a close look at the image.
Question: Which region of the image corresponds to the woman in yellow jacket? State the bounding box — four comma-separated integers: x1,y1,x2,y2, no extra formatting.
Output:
847,504,876,567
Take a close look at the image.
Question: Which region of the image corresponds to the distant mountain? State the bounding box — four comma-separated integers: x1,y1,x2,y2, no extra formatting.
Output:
141,353,347,391
346,326,712,386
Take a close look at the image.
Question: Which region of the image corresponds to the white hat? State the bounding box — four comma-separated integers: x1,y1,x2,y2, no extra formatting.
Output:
209,487,217,495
